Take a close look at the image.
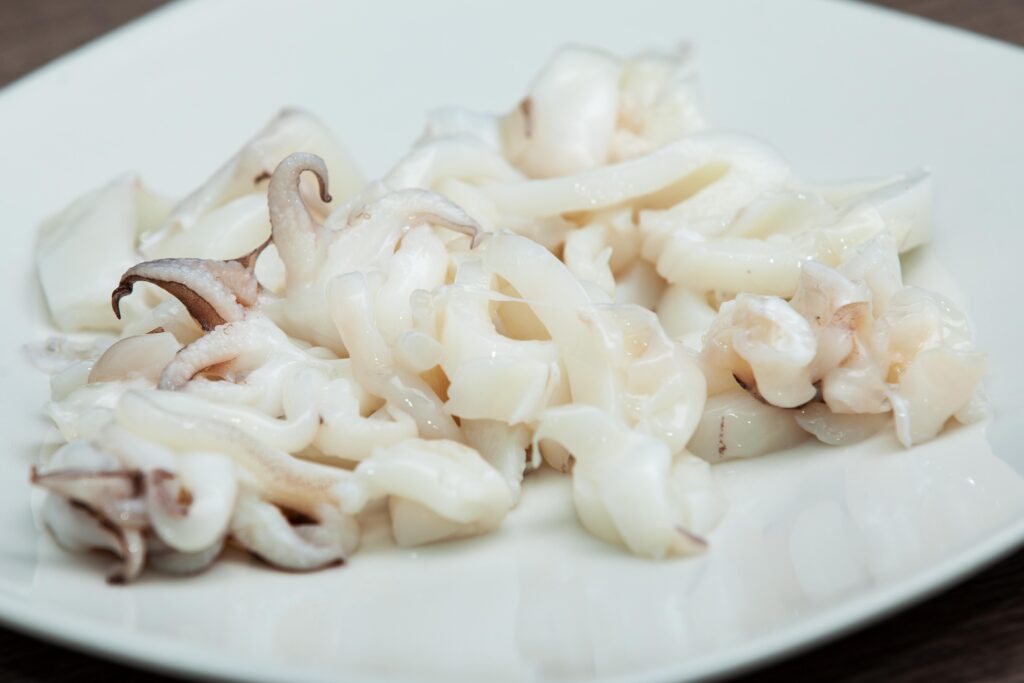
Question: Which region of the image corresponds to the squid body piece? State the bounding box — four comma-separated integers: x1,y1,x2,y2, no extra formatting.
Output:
644,171,931,298
143,109,363,259
36,174,173,331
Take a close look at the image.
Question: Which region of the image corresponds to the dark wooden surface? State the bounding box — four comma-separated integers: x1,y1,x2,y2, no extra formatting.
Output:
1,1,1022,682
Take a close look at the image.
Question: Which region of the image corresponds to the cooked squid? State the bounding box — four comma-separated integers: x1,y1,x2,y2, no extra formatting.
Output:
698,235,985,449
29,43,985,582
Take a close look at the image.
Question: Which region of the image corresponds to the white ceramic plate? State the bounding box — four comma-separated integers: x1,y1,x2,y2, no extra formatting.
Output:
2,1,1023,681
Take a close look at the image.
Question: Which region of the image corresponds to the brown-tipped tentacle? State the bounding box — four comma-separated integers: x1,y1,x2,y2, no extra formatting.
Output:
268,152,332,286
111,240,269,331
230,493,352,572
31,466,143,508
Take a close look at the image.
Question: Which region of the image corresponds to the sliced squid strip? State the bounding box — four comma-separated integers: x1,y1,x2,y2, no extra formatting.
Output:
329,273,462,442
141,370,323,454
158,320,276,390
230,493,354,571
115,391,355,517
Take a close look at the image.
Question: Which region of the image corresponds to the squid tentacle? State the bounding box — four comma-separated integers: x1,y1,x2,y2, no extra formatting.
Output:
111,239,269,331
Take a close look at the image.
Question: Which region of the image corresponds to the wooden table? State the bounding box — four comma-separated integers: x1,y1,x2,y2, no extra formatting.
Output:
2,1,1022,681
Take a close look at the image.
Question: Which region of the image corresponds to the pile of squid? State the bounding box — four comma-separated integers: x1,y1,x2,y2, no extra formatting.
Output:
30,44,985,583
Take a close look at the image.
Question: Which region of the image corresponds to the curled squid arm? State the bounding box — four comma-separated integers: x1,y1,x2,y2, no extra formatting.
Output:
33,416,354,581
32,441,147,583
31,441,142,521
36,431,236,565
328,136,518,239
114,390,361,518
145,452,237,553
142,109,362,256
266,186,480,353
111,240,267,332
40,495,146,584
157,317,292,391
180,348,348,419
